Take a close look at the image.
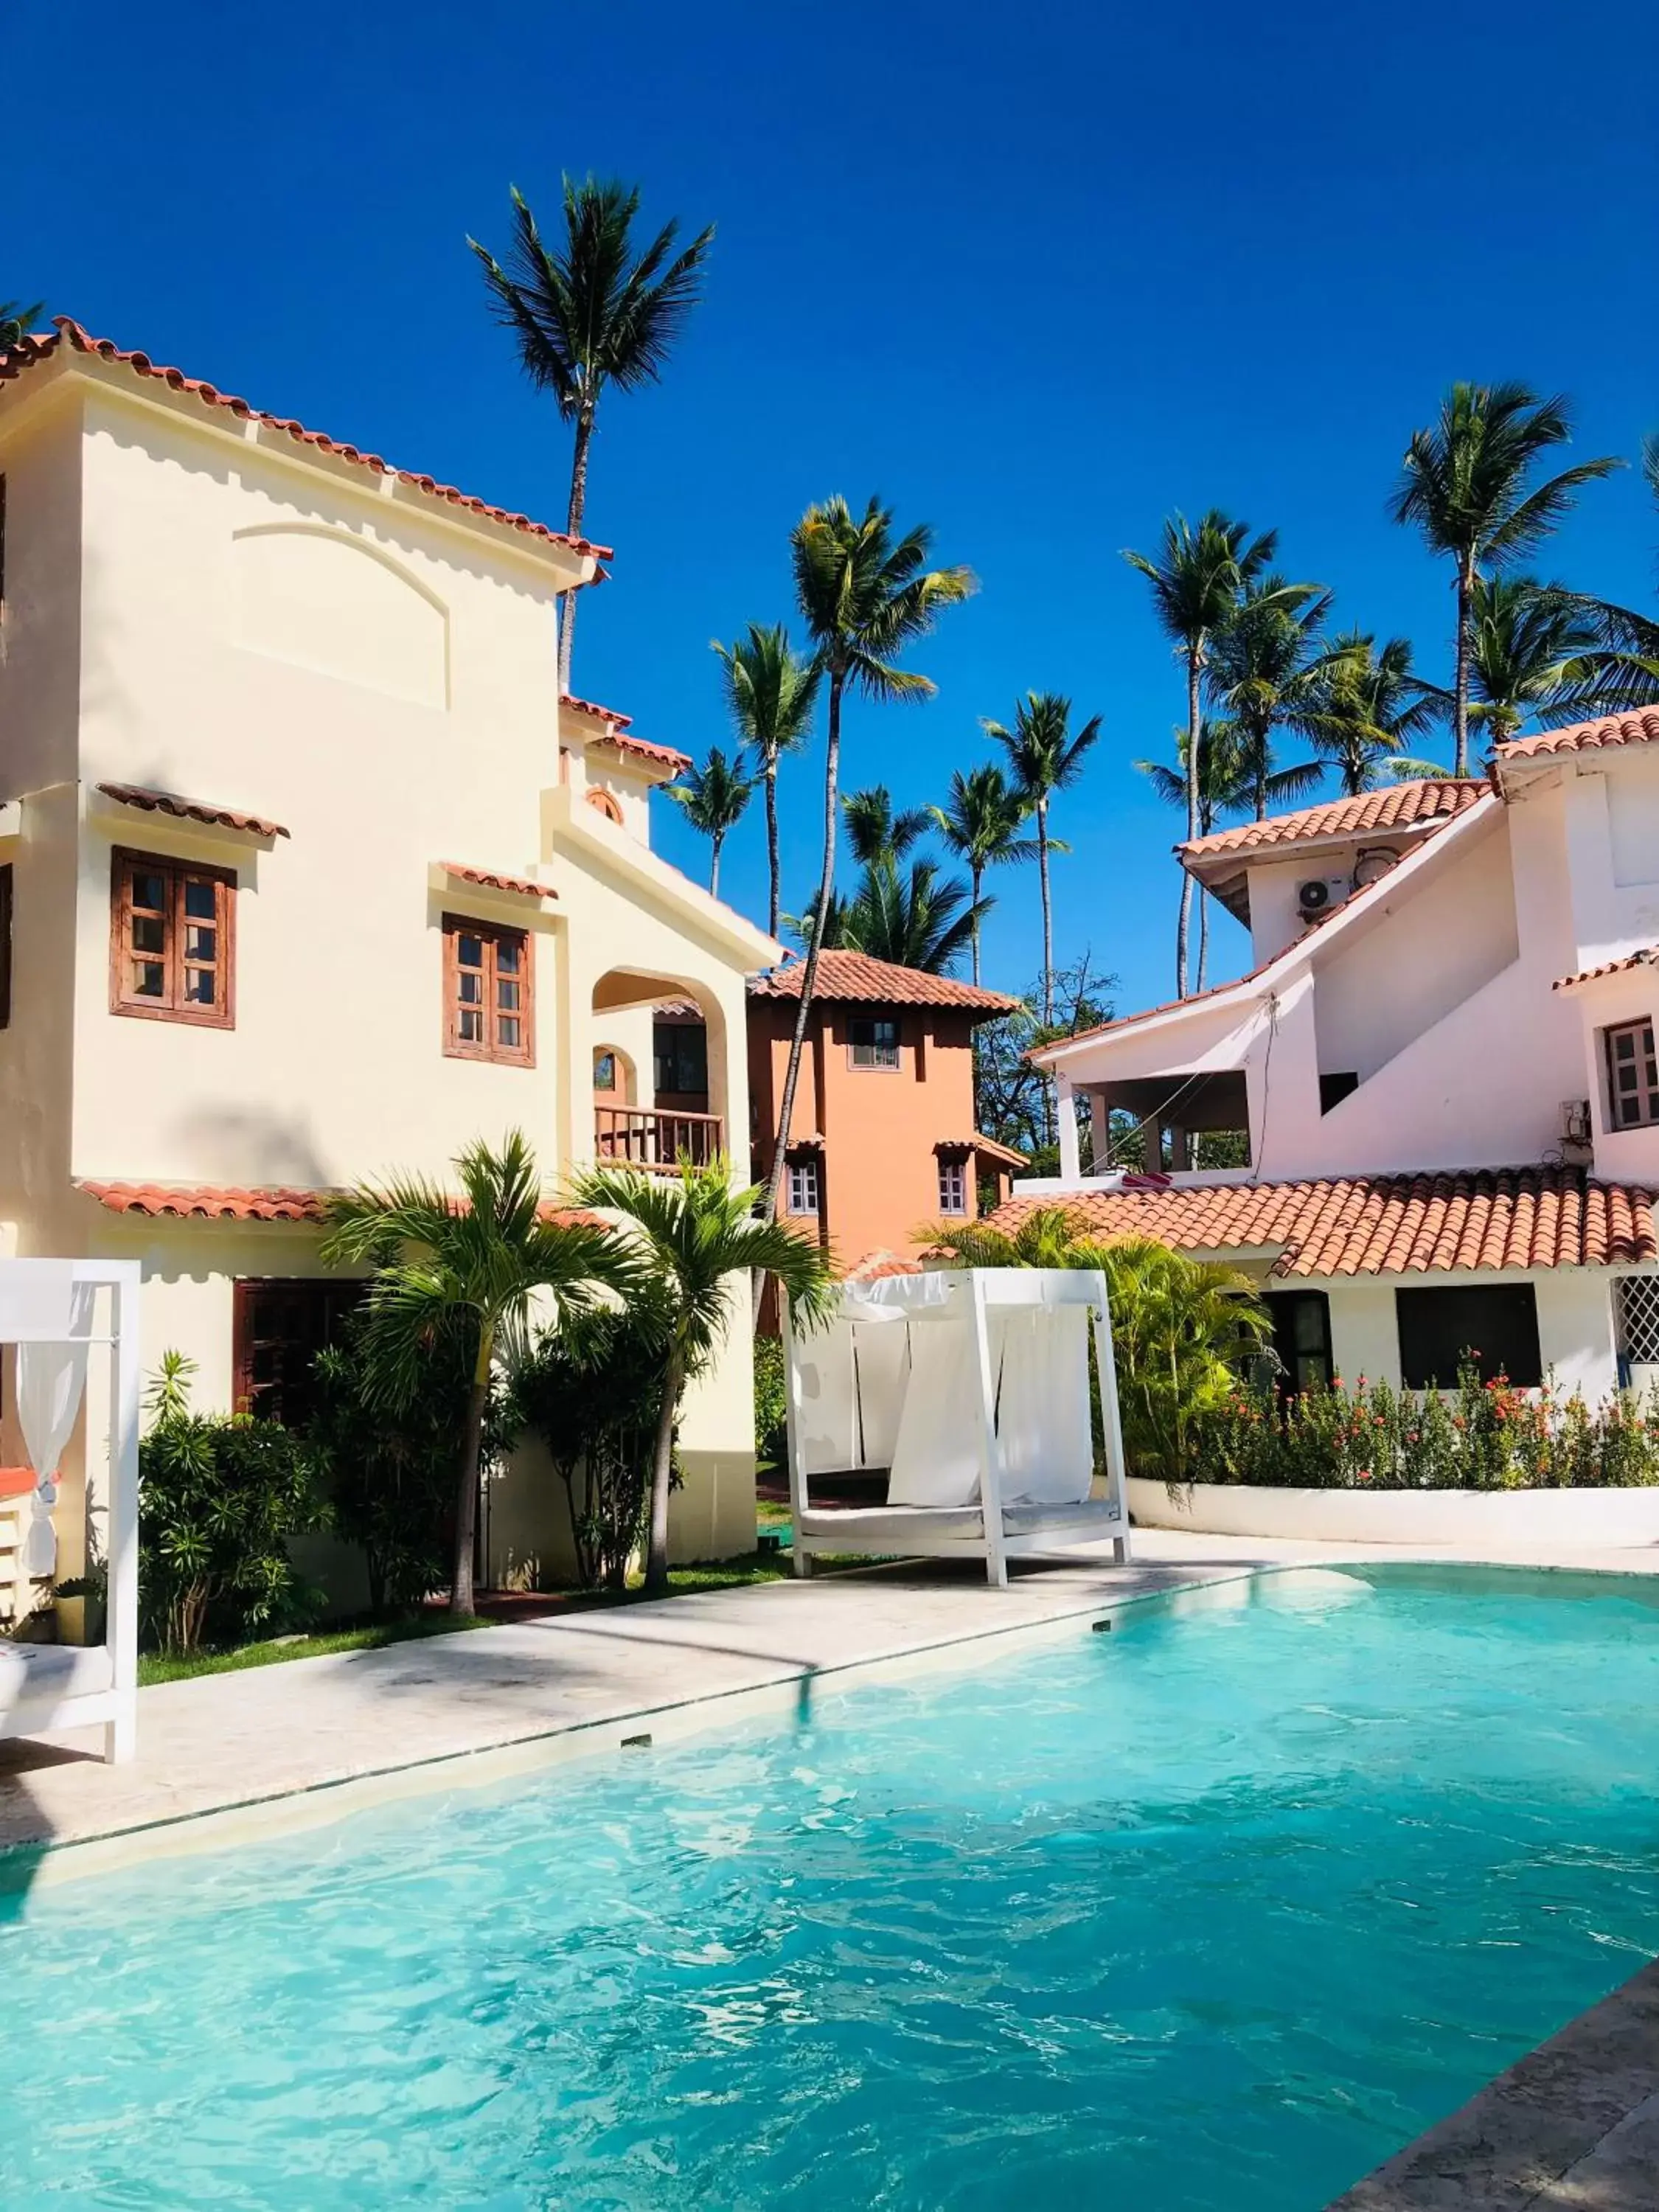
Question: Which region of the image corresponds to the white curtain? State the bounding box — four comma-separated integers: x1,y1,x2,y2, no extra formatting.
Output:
851,1322,911,1467
994,1305,1094,1505
793,1321,860,1476
886,1321,986,1506
7,1267,97,1580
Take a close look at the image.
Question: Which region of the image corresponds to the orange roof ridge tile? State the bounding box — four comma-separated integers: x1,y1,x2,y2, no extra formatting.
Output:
97,782,290,840
1498,709,1659,761
439,860,555,901
1554,947,1659,990
1179,779,1485,862
748,949,1020,1013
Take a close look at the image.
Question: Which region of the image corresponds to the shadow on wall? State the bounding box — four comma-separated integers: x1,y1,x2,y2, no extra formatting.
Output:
170,1104,334,1194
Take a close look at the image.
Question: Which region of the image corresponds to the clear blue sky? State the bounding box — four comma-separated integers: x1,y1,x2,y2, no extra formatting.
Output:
8,0,1656,1015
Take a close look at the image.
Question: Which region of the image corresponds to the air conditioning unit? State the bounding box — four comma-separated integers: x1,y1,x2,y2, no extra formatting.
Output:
1561,1099,1593,1148
1297,878,1332,919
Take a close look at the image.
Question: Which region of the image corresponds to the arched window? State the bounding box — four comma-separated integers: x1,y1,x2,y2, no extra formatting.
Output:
585,788,625,826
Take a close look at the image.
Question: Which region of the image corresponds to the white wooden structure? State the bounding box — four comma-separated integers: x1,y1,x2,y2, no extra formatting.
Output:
0,1259,141,1763
783,1267,1131,1586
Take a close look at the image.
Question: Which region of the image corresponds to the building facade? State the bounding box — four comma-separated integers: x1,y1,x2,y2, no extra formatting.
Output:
1007,723,1659,1403
0,319,779,1599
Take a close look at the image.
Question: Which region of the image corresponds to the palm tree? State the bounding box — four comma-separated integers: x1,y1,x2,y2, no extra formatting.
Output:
1138,721,1255,990
1389,383,1621,774
983,692,1100,1022
665,745,754,897
842,855,988,974
1123,513,1281,995
470,178,714,691
765,495,973,1224
0,298,44,351
1303,632,1447,794
928,763,1037,985
1463,577,1607,743
841,785,931,867
571,1159,835,1593
1205,575,1335,818
321,1133,631,1614
1568,438,1659,720
712,625,820,936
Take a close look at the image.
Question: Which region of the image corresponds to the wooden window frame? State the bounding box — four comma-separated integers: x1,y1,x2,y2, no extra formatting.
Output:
848,1013,902,1071
442,911,535,1067
585,787,625,825
1604,1018,1659,1131
108,846,237,1028
233,1278,364,1427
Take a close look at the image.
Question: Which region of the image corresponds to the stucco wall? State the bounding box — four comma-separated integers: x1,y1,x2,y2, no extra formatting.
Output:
1320,1268,1619,1399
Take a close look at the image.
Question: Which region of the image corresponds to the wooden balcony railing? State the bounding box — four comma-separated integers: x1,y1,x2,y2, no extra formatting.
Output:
594,1103,725,1174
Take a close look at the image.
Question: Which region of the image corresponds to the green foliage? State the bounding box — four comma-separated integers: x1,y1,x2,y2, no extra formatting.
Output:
665,745,754,892
139,1355,324,1655
839,854,987,975
973,956,1116,1163
0,299,44,351
1299,630,1447,791
1200,1366,1659,1491
753,1332,788,1475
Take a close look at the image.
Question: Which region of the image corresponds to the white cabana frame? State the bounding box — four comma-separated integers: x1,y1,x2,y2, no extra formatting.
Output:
782,1267,1132,1587
0,1259,141,1764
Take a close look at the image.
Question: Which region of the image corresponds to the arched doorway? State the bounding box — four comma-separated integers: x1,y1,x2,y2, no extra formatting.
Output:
591,970,726,1171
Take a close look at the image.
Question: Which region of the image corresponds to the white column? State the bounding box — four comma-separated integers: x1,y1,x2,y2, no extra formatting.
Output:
1056,1073,1081,1183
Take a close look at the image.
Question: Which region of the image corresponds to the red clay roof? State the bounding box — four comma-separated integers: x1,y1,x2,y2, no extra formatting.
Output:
935,1133,1029,1168
97,782,290,840
1498,709,1659,761
983,1168,1657,1279
1179,779,1484,863
560,692,633,729
843,1250,926,1281
81,1181,329,1221
594,731,690,774
2,321,611,563
749,950,1020,1013
439,860,554,902
1554,948,1659,992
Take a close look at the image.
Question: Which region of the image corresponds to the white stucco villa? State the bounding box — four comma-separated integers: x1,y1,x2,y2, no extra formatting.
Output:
1008,718,1659,1405
0,317,779,1607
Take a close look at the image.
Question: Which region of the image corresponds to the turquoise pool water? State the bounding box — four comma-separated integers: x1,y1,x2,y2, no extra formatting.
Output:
5,1565,1659,2209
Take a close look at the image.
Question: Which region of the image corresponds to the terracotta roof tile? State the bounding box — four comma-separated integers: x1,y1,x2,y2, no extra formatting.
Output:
97,782,290,840
559,694,688,774
80,1181,330,1221
1179,779,1485,862
439,860,554,901
1,321,611,563
748,949,1021,1013
983,1168,1657,1279
1554,948,1659,991
843,1250,926,1281
934,1133,1030,1168
560,692,633,729
1498,709,1659,761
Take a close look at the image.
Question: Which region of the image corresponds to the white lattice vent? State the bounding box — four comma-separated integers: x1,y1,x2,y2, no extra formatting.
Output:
1615,1275,1659,1364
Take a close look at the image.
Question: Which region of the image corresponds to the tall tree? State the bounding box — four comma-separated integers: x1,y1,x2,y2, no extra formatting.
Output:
1303,632,1446,794
841,855,989,974
1389,383,1621,774
983,692,1100,1022
571,1160,833,1593
1123,513,1281,995
1138,720,1256,990
712,624,819,936
470,178,714,692
664,745,754,897
0,299,44,351
1570,437,1659,719
928,762,1037,985
321,1134,631,1615
765,496,973,1225
1205,574,1335,818
841,785,931,867
1463,577,1607,743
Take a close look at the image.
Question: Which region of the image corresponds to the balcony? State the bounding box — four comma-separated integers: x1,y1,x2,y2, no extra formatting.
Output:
594,1102,725,1173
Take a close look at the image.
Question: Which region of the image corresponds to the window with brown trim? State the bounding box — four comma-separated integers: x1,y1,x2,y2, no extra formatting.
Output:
442,913,533,1065
1604,1018,1659,1130
585,787,625,825
937,1154,968,1215
109,848,236,1026
233,1279,363,1428
849,1014,901,1070
0,863,11,1029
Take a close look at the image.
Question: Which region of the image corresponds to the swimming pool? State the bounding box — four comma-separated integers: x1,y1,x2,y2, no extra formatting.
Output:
4,1565,1659,2209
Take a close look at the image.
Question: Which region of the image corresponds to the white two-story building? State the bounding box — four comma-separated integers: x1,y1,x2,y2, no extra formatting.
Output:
0,317,779,1602
1012,722,1659,1402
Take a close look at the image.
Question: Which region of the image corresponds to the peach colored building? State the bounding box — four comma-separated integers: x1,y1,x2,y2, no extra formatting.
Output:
745,950,1024,1287
0,317,781,1612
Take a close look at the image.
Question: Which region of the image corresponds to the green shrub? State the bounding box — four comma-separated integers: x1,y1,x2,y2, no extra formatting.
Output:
754,1333,787,1475
139,1354,326,1654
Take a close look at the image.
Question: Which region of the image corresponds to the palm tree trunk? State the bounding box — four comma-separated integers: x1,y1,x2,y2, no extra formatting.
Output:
710,832,722,900
644,1344,683,1596
1037,803,1054,1024
765,756,781,939
451,1326,493,1614
763,668,842,1225
970,860,983,987
1177,650,1201,997
1453,560,1472,777
558,406,596,699
1197,888,1210,992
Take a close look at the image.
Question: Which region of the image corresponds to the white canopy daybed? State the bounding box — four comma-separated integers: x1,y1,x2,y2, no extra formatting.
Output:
0,1259,140,1764
782,1267,1131,1586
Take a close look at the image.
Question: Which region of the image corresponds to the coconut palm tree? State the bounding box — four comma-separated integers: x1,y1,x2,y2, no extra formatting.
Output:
1568,437,1659,719
1138,720,1256,990
664,745,754,897
1303,632,1447,794
470,178,714,691
1123,513,1282,995
928,763,1038,985
712,624,820,936
1389,383,1621,774
841,855,988,974
841,785,931,868
570,1159,835,1592
983,692,1101,1023
765,496,973,1224
0,298,44,351
321,1133,633,1614
1205,575,1335,818
1462,577,1608,743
